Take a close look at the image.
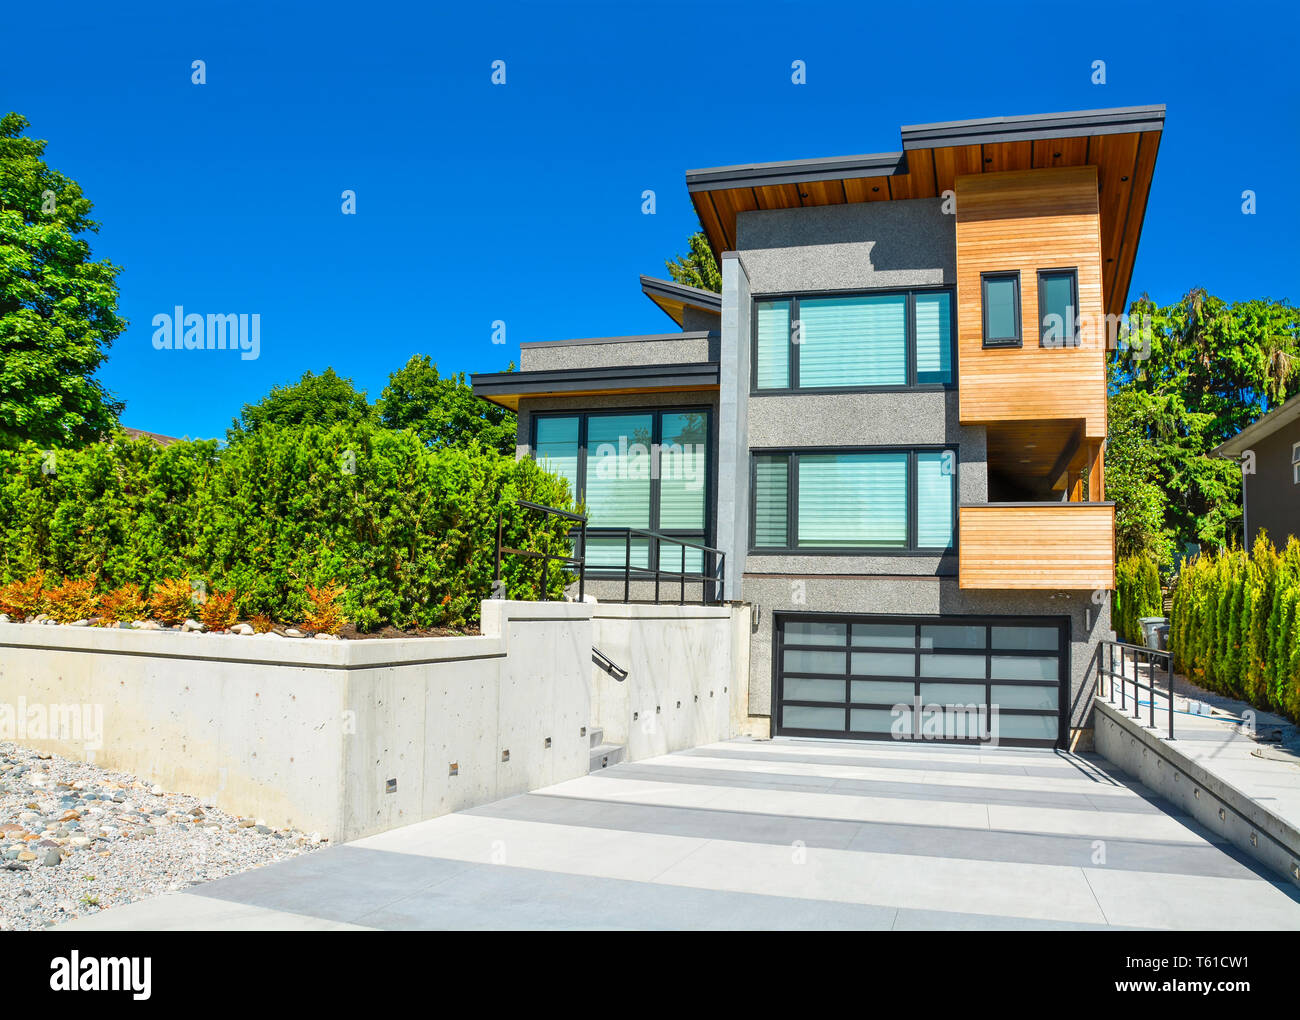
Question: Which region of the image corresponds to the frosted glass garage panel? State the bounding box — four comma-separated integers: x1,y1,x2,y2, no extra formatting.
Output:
851,623,915,647
992,714,1058,741
991,685,1058,711
783,706,844,731
850,651,915,677
920,682,986,707
850,707,911,736
920,625,985,649
920,653,985,678
783,677,846,703
784,648,845,675
991,655,1058,681
786,620,847,646
991,626,1058,651
850,680,915,704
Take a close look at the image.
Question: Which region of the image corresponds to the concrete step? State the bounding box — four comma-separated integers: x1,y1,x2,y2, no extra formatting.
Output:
589,743,625,772
588,726,604,748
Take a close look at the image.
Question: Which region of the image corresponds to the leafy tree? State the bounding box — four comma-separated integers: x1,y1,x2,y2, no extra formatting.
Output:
227,368,372,443
376,354,515,455
0,112,125,448
1109,290,1300,551
665,230,721,293
1106,389,1174,564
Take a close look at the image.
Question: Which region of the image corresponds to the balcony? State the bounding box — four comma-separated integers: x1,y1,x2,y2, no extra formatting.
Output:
958,503,1115,590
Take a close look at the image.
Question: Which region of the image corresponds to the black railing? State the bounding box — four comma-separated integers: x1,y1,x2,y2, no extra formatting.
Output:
493,499,587,603
609,528,725,606
1098,639,1175,740
491,504,726,607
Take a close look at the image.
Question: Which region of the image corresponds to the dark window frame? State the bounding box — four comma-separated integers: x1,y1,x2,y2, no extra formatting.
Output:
751,285,957,395
1037,267,1080,348
772,612,1069,749
530,405,715,574
747,445,959,556
980,271,1022,349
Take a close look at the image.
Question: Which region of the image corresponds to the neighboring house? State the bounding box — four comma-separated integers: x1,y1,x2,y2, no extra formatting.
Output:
1213,391,1300,547
473,104,1165,749
119,427,183,447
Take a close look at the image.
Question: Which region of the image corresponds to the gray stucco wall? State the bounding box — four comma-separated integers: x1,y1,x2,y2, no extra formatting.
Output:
520,333,716,372
736,198,955,294
681,306,722,335
717,253,752,600
1245,422,1299,546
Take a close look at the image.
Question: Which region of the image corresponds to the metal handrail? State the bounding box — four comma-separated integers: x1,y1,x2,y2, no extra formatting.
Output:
493,499,587,603
1098,638,1175,740
609,527,726,606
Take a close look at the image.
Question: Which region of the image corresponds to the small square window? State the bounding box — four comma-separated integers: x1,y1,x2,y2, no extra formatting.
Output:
1038,269,1079,348
981,272,1021,348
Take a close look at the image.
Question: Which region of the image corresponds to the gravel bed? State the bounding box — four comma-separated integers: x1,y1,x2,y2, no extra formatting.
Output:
0,742,324,930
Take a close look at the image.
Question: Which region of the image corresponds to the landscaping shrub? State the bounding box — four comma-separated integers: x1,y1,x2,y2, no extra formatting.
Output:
45,576,100,624
249,613,274,634
303,583,345,634
149,577,196,626
98,583,147,624
1113,555,1161,644
0,423,577,631
198,589,239,631
1170,533,1300,721
0,570,47,619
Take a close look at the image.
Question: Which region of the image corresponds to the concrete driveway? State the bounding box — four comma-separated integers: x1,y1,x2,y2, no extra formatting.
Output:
62,737,1300,930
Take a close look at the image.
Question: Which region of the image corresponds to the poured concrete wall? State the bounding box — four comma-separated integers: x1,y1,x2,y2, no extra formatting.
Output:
0,601,594,843
588,603,754,759
0,599,756,842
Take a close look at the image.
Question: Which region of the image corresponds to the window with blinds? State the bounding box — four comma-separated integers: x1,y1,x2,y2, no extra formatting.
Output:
754,289,953,391
530,409,711,571
751,449,956,552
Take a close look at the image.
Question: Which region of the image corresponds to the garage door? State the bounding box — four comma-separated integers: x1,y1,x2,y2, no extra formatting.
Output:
774,614,1068,748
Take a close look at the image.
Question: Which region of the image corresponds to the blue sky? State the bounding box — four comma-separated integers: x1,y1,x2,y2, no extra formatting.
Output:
6,0,1298,439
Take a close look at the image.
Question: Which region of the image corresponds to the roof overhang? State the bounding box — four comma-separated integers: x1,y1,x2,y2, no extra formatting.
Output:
687,104,1164,319
1213,392,1300,457
471,362,720,412
639,275,722,327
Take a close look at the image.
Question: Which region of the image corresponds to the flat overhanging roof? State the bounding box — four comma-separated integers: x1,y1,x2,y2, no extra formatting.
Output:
687,104,1164,319
471,361,720,412
639,275,722,327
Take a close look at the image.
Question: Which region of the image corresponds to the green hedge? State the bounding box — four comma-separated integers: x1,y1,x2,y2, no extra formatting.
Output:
0,424,577,630
1170,533,1300,720
1113,555,1161,645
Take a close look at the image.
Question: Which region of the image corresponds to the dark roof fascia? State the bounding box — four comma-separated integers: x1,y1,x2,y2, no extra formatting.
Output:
639,275,722,314
900,105,1166,150
471,361,720,396
1212,391,1300,456
685,151,906,192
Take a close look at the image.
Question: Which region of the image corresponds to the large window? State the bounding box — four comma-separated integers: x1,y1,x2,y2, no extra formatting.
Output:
532,408,711,571
750,448,956,553
1038,268,1079,348
981,272,1021,348
753,288,954,392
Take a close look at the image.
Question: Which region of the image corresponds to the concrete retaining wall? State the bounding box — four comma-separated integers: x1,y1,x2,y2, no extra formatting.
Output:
1095,700,1300,888
0,599,757,844
589,603,754,760
0,601,594,844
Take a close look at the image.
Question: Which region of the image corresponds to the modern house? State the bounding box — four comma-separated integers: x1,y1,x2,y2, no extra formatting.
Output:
473,104,1165,750
1213,391,1300,547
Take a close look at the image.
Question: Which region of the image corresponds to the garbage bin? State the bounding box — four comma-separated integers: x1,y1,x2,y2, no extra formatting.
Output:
1138,617,1167,651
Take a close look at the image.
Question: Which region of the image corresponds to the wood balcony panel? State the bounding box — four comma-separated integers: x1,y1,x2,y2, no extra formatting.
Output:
959,503,1115,590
